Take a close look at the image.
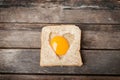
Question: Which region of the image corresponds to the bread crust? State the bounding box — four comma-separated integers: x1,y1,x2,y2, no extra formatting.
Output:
40,25,83,66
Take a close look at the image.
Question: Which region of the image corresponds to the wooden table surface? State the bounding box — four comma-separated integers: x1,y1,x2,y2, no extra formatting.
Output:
0,0,120,80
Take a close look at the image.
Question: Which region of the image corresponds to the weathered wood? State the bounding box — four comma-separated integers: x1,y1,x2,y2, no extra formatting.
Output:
0,30,40,48
0,23,120,49
63,10,120,24
0,0,120,9
0,5,63,23
0,7,120,23
0,49,120,75
1,23,120,31
0,0,64,8
64,0,120,9
0,75,120,80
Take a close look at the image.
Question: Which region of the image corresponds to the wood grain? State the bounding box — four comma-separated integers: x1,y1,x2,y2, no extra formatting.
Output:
0,7,120,23
63,10,120,24
0,49,120,75
0,23,120,49
0,0,120,9
0,0,120,78
0,75,120,80
0,0,64,8
0,5,63,23
64,0,120,9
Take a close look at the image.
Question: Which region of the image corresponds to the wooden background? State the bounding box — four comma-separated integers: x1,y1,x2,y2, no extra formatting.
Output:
0,0,120,80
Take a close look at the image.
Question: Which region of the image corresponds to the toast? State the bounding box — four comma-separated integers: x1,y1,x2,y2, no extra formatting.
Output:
40,25,83,66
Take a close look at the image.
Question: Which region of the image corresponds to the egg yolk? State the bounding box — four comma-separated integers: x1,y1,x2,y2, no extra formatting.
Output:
50,36,69,56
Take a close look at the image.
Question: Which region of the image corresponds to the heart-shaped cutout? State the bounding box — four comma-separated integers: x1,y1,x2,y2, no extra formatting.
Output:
49,32,74,57
50,36,69,56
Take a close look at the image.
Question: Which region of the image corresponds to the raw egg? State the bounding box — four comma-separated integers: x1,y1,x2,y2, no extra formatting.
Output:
50,36,69,56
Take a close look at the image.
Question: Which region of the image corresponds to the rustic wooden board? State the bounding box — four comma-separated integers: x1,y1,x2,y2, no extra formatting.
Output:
0,7,120,23
0,23,120,49
0,0,120,79
0,5,63,23
0,0,64,8
0,49,120,75
0,0,120,9
63,10,120,24
64,0,120,9
0,75,120,80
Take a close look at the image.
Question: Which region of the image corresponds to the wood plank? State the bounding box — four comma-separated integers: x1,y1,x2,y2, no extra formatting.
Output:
0,30,40,48
63,10,120,24
0,5,63,23
0,75,120,80
0,23,120,49
64,0,120,9
0,0,64,8
0,0,120,9
0,49,120,75
0,7,120,23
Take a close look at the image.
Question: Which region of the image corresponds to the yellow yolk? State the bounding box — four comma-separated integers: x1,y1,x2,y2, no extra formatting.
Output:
50,36,69,56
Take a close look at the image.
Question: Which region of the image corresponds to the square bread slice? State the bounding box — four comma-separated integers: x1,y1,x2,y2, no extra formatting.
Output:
40,25,83,66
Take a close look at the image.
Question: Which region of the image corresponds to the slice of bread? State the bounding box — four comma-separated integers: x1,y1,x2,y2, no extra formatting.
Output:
40,25,83,66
